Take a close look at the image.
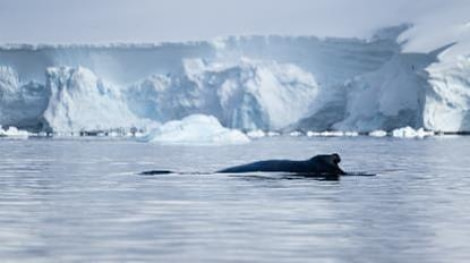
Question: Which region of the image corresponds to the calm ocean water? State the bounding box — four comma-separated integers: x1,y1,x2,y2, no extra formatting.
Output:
1,136,470,262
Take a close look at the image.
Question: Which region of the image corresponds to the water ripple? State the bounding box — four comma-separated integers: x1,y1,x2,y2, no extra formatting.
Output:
0,137,470,262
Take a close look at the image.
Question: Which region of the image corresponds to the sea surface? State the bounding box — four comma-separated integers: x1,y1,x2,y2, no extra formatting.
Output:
1,136,470,262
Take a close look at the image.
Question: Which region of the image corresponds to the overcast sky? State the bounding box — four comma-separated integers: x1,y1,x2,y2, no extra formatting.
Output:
0,0,464,43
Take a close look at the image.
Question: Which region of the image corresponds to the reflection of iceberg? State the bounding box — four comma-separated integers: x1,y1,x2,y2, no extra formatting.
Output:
141,115,250,145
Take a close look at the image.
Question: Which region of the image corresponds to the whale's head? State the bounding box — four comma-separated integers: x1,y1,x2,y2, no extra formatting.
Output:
309,153,346,175
331,153,341,165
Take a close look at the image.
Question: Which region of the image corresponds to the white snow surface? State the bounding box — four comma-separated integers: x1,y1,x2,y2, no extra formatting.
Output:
141,114,250,145
0,21,469,134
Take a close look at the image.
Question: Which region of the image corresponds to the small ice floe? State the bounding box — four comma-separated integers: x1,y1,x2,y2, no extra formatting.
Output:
0,126,30,138
369,130,388,137
267,131,281,137
307,131,359,137
343,131,360,137
391,126,435,138
289,131,303,137
321,131,345,137
306,131,321,137
246,130,266,138
141,114,250,145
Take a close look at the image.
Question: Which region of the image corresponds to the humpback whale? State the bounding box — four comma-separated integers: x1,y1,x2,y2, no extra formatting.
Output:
140,153,346,178
217,153,345,176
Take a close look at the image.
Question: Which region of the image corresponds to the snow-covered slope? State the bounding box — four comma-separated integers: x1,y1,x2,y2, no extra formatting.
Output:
0,23,469,134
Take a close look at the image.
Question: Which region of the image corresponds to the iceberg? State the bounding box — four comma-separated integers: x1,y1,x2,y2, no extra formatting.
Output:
0,66,49,131
43,67,145,133
0,22,469,135
141,114,250,145
423,57,470,132
126,58,319,130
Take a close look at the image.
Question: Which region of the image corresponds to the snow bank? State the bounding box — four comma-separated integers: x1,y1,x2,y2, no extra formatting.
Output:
141,114,250,145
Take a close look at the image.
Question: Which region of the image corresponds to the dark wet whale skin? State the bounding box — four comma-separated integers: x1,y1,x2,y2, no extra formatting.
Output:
217,153,346,176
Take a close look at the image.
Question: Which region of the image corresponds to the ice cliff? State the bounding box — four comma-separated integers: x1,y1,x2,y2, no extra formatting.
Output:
0,25,469,134
44,67,143,133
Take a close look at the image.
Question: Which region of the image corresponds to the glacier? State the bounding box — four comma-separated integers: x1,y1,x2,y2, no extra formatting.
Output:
0,24,469,134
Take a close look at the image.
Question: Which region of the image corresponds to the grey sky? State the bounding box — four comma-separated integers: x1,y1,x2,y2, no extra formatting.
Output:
0,0,458,43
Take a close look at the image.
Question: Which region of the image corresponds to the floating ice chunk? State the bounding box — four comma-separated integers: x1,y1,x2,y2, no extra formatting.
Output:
344,131,360,137
289,131,302,137
267,131,280,137
246,130,266,138
369,130,388,137
392,127,435,138
307,131,359,137
0,126,30,138
306,131,321,137
322,131,343,137
142,114,250,145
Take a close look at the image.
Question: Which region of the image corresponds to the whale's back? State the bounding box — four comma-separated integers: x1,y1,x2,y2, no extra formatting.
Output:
218,160,307,173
